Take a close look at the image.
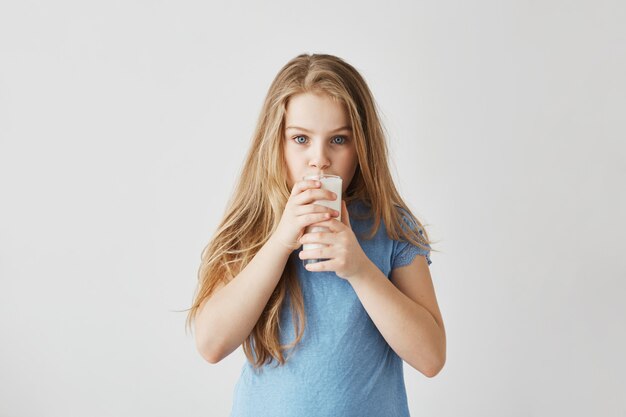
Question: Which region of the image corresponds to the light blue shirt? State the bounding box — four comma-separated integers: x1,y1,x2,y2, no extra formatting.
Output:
229,200,432,417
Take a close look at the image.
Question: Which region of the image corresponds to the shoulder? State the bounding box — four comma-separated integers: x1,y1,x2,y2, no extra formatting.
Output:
389,204,432,267
393,203,422,233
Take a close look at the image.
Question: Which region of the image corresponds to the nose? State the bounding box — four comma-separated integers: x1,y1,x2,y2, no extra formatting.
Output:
308,143,331,171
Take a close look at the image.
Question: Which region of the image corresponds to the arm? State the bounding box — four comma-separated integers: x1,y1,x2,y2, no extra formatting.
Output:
195,180,338,364
194,236,293,364
347,254,446,377
298,201,446,377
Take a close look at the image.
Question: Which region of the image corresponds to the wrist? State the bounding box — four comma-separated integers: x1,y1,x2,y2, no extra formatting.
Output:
267,234,298,257
345,258,378,286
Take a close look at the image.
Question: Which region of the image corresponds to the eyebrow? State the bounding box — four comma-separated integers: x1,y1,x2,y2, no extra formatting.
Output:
285,125,352,133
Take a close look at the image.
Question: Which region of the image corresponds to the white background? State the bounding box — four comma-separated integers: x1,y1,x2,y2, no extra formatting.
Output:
1,1,625,416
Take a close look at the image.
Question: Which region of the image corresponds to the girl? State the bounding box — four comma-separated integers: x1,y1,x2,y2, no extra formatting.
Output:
186,53,446,417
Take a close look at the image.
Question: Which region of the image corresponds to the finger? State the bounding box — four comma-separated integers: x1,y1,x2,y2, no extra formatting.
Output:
298,246,333,260
299,231,335,245
308,218,344,232
340,200,351,228
294,203,340,218
304,259,335,272
298,212,335,227
294,188,338,205
290,179,321,197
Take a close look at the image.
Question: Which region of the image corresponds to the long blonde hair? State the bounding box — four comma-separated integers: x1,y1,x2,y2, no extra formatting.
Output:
185,53,436,368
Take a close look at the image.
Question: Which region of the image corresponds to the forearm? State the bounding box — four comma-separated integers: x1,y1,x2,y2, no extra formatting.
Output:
194,236,293,363
347,261,446,376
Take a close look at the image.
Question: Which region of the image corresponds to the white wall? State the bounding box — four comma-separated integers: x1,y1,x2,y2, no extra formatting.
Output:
1,1,624,416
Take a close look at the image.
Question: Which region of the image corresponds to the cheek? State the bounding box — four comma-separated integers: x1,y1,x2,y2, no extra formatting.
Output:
282,149,299,185
342,148,358,170
341,150,359,184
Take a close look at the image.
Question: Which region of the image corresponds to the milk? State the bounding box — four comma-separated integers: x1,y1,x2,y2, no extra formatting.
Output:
302,174,342,265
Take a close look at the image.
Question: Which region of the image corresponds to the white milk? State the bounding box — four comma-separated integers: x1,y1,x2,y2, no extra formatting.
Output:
302,174,342,264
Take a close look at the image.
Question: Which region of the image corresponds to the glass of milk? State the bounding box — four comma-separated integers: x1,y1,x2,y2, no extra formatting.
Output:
301,174,342,265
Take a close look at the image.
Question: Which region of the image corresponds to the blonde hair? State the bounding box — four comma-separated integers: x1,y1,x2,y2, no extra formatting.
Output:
185,53,437,369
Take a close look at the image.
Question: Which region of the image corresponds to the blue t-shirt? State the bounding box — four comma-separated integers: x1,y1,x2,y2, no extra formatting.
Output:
229,200,432,417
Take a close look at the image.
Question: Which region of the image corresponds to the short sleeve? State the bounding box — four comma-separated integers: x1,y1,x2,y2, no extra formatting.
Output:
391,213,432,269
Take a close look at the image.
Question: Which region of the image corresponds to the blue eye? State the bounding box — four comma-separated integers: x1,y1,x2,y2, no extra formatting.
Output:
293,135,307,144
332,136,346,144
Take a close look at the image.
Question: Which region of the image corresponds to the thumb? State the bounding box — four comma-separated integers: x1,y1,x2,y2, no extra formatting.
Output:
340,200,351,228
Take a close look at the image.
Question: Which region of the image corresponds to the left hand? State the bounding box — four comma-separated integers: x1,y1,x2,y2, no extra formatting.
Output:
298,200,373,280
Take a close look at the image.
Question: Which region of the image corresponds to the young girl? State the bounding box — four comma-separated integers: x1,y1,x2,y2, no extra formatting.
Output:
186,53,446,417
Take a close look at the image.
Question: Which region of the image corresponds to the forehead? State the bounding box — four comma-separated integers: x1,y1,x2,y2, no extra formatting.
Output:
284,92,350,130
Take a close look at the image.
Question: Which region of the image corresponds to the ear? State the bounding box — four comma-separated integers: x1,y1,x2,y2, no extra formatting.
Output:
340,200,351,229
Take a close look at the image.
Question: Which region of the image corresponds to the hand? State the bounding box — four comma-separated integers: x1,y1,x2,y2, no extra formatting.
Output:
298,200,373,280
271,179,340,251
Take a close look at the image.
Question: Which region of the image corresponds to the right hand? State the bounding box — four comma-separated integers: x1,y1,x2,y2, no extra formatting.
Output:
271,180,340,251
